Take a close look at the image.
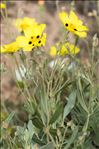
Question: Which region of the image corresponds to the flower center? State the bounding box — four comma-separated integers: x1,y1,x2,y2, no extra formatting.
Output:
28,41,32,44
38,40,41,43
65,23,68,27
36,35,40,38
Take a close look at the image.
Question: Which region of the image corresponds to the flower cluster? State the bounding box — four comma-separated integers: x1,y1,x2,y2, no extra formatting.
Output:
1,10,89,55
1,17,46,53
49,10,89,56
50,42,80,56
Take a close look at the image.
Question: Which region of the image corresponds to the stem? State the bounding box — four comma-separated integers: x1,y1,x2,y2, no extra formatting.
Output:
13,54,32,101
1,9,5,19
48,132,57,148
60,126,68,148
9,54,27,100
91,45,95,78
56,0,60,13
83,113,90,133
74,36,79,54
5,6,8,19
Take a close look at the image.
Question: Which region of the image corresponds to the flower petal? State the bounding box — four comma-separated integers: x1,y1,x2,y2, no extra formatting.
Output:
59,11,68,24
50,46,57,56
24,24,46,37
0,42,19,53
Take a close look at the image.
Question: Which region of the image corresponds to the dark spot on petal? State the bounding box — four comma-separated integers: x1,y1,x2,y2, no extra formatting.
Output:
38,40,41,43
28,41,32,44
74,29,77,31
36,35,40,38
31,36,33,39
65,23,68,27
33,44,34,46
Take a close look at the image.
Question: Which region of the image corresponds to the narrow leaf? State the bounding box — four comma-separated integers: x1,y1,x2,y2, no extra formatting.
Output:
49,103,63,124
32,117,44,129
63,90,76,120
64,126,78,149
40,142,55,149
4,111,15,124
32,134,45,146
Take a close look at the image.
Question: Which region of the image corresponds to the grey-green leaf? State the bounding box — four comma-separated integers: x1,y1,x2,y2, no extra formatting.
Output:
64,126,78,149
63,90,76,120
49,103,63,124
4,111,15,124
40,142,55,149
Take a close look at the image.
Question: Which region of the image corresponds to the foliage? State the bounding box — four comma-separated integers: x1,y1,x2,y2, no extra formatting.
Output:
0,1,99,149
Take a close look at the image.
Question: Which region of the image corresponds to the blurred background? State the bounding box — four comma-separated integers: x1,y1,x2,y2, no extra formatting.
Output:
1,0,99,106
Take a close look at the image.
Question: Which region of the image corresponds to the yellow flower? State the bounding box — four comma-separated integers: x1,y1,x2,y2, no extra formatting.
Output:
13,20,46,52
1,42,20,53
0,3,6,9
50,46,57,56
59,11,89,38
16,33,46,52
14,17,37,32
16,23,46,51
50,42,80,56
60,42,80,55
